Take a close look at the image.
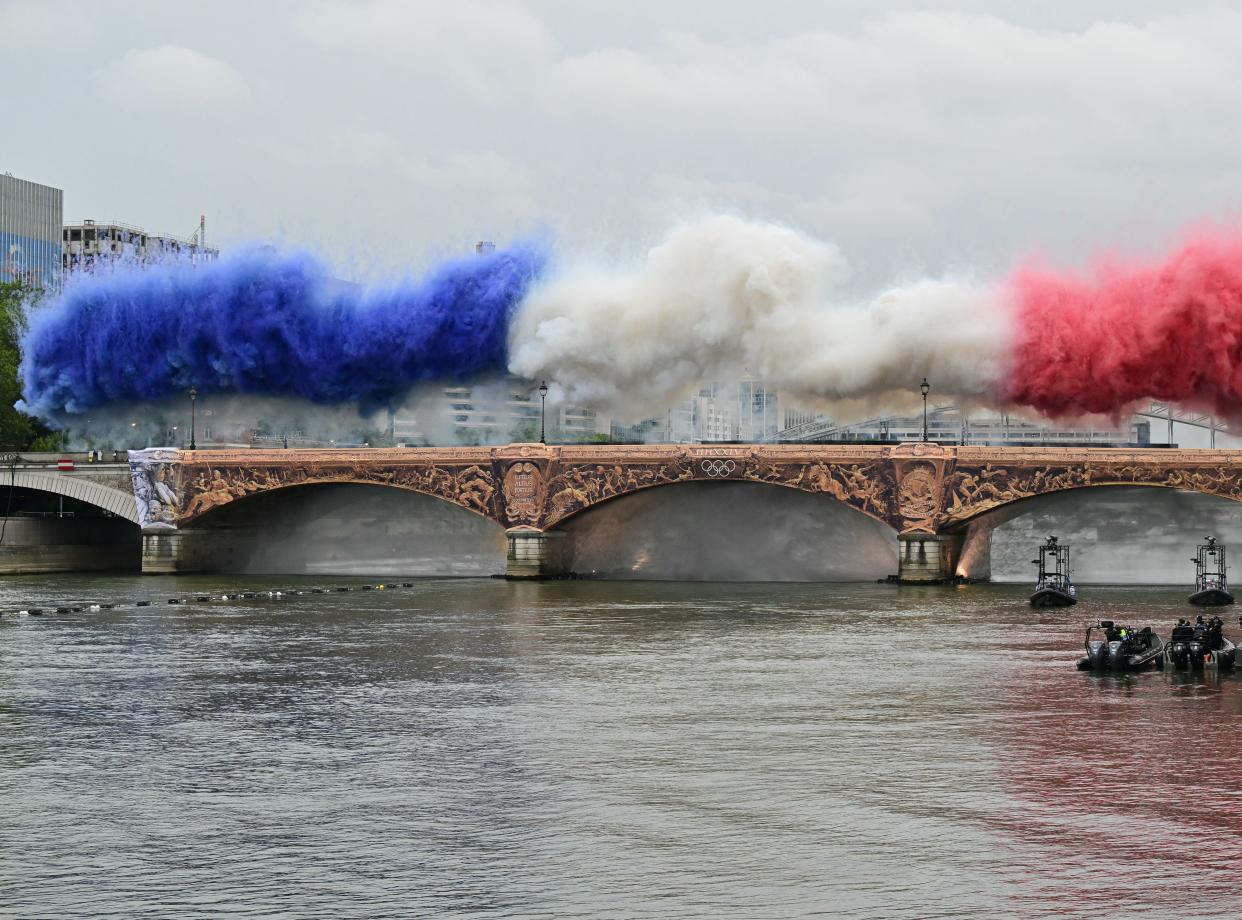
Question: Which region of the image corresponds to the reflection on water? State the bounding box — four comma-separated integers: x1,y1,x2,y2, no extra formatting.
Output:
2,576,1241,918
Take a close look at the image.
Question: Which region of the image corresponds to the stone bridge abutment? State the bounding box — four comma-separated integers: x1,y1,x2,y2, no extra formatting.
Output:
128,443,1242,581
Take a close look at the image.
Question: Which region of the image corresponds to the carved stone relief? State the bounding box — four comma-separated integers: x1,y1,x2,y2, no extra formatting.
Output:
941,460,1242,526
896,461,940,530
129,444,1242,535
502,461,543,524
744,458,896,525
542,456,694,526
129,448,184,530
160,457,500,525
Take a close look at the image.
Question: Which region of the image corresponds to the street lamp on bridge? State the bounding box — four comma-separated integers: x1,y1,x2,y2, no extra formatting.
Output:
920,377,930,442
539,380,548,444
189,387,197,450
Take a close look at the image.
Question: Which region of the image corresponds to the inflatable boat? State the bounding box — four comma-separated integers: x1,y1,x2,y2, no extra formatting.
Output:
1077,621,1163,671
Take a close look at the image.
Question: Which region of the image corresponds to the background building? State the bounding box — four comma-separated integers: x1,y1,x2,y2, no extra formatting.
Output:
772,403,1240,448
62,217,218,272
0,173,63,288
391,379,611,445
597,383,1239,449
608,378,781,443
774,406,1147,446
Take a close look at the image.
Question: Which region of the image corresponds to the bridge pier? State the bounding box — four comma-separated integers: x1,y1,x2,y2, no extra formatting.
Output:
897,533,964,584
141,529,244,574
505,529,568,579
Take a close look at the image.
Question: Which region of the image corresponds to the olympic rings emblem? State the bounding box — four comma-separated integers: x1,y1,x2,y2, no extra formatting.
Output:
699,459,737,478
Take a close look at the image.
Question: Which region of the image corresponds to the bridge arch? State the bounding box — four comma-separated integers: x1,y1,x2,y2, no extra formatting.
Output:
1,470,140,523
950,483,1242,583
544,468,896,533
556,479,898,581
180,481,508,576
183,477,506,530
945,480,1242,532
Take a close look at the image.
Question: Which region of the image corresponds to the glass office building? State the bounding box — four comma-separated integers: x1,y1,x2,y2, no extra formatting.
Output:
0,173,63,288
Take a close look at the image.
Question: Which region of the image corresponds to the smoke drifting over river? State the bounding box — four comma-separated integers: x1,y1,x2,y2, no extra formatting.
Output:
510,216,1008,419
22,217,1242,431
19,242,546,422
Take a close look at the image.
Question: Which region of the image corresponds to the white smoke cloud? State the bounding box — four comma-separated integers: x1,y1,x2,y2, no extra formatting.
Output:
508,215,1013,420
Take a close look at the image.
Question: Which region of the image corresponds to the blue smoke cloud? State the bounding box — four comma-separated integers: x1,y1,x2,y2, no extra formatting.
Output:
18,241,548,420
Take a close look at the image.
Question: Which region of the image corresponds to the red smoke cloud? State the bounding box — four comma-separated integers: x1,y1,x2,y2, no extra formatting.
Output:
1005,231,1242,419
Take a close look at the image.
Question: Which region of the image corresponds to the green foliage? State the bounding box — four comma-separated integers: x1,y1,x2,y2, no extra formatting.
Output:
511,420,540,443
0,281,54,450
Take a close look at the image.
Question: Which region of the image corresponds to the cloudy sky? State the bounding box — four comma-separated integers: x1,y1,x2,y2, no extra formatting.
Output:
6,0,1242,287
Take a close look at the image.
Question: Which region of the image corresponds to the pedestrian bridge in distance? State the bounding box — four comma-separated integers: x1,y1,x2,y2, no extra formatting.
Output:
127,442,1242,581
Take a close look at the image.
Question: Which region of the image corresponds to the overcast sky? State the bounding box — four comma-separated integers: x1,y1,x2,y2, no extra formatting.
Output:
6,0,1242,287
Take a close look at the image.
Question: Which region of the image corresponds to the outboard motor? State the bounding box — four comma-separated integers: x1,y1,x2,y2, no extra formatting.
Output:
1106,623,1138,668
1187,616,1209,665
1167,618,1195,667
1164,614,1234,668
1079,620,1162,671
1079,620,1113,670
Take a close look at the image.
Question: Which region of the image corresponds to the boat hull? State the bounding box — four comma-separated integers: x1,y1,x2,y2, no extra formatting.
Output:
1189,588,1235,607
1031,588,1077,608
1077,637,1163,671
1165,638,1236,670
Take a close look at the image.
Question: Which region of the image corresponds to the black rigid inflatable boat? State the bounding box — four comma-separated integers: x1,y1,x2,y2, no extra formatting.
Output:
1077,620,1163,672
1189,536,1235,607
1031,536,1077,608
1164,615,1236,670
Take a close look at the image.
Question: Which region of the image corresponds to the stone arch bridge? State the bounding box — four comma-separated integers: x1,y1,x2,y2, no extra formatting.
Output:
126,443,1242,580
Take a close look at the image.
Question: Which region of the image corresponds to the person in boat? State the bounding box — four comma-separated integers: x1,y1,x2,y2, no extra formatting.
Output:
1205,616,1225,651
1171,619,1195,642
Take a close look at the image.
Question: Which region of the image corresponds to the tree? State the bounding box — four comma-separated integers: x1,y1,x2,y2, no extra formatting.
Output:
0,281,57,450
511,420,540,443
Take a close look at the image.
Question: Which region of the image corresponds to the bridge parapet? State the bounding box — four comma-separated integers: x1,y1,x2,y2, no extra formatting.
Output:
128,443,1242,534
127,443,1242,579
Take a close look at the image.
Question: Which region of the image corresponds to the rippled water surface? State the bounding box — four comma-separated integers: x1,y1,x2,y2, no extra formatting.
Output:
3,576,1241,919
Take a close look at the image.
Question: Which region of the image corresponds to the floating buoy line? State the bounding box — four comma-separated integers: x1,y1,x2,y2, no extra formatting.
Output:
5,582,419,617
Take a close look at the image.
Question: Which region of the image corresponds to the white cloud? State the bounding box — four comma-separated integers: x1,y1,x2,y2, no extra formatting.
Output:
94,45,251,110
297,0,557,103
16,3,1242,285
335,131,531,194
525,8,1242,276
539,10,1242,162
3,0,64,43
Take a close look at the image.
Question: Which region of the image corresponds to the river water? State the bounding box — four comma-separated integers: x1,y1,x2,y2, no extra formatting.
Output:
2,576,1241,919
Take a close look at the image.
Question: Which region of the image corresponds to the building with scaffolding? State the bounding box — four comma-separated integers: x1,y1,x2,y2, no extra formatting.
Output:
62,217,218,272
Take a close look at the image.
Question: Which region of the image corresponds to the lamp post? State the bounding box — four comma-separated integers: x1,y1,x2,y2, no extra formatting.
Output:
920,377,930,443
538,381,548,444
188,388,197,450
